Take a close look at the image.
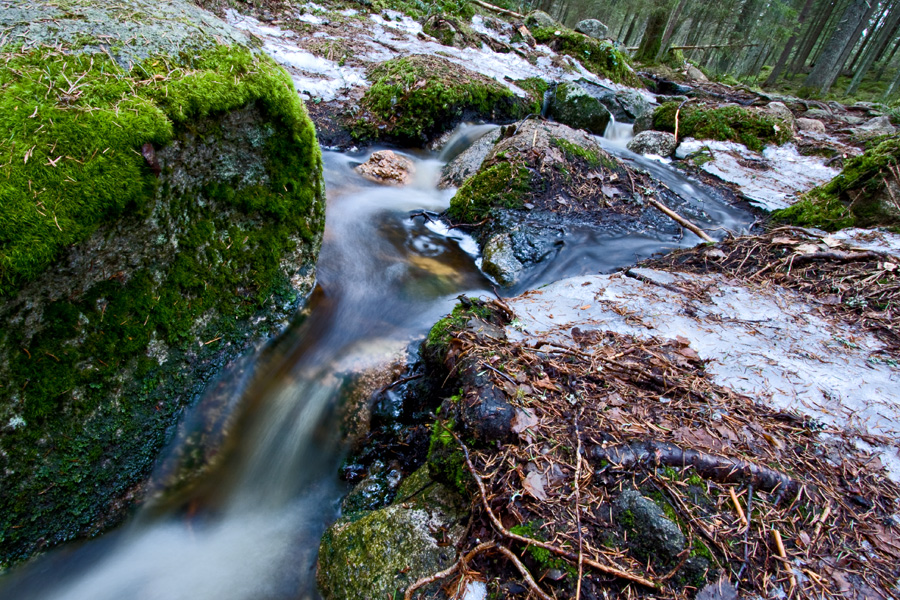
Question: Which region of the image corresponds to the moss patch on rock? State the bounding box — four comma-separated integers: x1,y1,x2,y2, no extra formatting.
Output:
0,5,324,568
531,27,641,87
774,136,900,230
651,102,791,152
352,55,529,143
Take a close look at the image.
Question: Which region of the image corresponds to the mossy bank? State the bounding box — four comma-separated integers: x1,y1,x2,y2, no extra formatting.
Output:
0,0,325,568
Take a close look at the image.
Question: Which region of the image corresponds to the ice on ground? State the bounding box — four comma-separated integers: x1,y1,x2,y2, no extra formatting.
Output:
829,228,900,258
675,139,840,211
226,10,365,101
506,270,900,481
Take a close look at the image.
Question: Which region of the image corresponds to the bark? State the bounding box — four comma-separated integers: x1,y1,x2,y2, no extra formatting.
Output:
634,0,670,63
822,0,878,93
848,1,900,94
655,0,690,61
803,0,873,95
764,0,817,87
875,36,900,79
589,441,807,497
791,0,840,74
882,59,900,99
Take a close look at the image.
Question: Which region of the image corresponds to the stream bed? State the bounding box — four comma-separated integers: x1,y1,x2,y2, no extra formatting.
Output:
0,131,756,600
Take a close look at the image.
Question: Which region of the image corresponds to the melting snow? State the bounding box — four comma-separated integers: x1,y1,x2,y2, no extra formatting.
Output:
507,270,900,481
675,139,840,211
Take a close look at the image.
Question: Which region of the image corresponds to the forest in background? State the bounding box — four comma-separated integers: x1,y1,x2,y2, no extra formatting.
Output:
516,0,900,103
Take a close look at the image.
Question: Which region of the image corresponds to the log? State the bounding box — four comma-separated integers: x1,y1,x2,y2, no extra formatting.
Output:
589,440,805,497
471,0,524,19
647,197,715,243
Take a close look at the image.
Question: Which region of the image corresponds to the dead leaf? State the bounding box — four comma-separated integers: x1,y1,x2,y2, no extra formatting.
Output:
607,392,625,406
771,237,798,245
601,185,621,198
512,408,539,434
821,236,842,248
523,471,548,501
674,427,727,452
796,243,821,254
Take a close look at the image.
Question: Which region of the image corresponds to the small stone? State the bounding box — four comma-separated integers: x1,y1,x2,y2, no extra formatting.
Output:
614,489,686,565
627,130,677,157
355,150,416,185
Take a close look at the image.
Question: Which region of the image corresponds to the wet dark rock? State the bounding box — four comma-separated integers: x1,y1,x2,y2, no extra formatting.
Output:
548,82,612,135
481,219,564,287
578,80,651,123
614,489,686,565
627,131,677,157
574,18,608,40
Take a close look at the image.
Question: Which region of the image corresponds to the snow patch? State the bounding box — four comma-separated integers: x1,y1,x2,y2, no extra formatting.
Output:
675,139,839,211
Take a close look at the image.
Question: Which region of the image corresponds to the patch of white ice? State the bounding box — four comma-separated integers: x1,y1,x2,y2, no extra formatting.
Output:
828,228,900,259
675,139,840,211
506,270,900,481
226,10,366,101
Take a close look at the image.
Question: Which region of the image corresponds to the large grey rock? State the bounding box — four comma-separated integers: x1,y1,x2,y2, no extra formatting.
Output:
575,18,608,39
853,115,897,137
439,127,501,188
525,10,558,29
614,489,686,565
0,0,324,567
685,64,708,82
317,466,468,600
627,130,677,157
549,82,612,135
577,80,651,123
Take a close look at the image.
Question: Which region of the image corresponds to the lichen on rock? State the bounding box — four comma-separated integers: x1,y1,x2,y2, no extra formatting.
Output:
0,0,325,568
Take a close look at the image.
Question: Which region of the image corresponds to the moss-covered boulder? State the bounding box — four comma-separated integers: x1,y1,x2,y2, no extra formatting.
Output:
422,14,479,48
352,55,529,144
548,81,612,135
531,27,642,87
651,101,792,152
0,0,324,567
774,135,900,230
317,465,468,600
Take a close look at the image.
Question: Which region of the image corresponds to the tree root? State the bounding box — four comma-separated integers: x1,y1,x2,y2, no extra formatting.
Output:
452,431,659,589
589,440,807,497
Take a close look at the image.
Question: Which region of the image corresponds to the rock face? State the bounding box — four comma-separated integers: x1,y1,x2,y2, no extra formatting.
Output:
627,131,678,156
548,82,612,135
575,18,608,39
317,466,468,600
853,115,897,138
355,150,416,185
0,0,325,568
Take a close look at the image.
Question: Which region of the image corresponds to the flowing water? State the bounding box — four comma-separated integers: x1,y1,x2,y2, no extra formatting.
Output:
0,125,754,600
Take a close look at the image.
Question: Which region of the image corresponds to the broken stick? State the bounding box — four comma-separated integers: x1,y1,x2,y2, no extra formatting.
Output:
647,197,715,242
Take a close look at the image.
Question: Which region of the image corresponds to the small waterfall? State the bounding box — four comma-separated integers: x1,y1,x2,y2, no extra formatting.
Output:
540,85,555,119
602,115,634,148
437,123,499,163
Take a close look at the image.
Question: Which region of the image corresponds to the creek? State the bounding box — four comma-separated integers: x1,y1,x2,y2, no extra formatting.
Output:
0,126,754,600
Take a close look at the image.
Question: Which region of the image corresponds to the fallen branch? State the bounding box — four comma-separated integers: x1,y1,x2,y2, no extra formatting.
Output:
789,250,882,266
589,441,807,497
647,197,715,243
403,541,494,600
451,431,659,588
494,544,554,600
471,0,525,19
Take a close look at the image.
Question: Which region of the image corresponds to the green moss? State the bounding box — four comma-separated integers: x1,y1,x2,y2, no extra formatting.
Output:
551,137,616,169
447,160,532,223
774,136,900,230
353,55,526,143
377,0,475,20
514,77,550,114
0,43,323,567
426,419,470,496
531,27,641,87
652,102,791,152
424,300,492,355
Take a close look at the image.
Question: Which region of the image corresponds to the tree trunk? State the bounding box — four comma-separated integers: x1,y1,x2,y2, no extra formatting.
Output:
791,0,840,74
822,0,878,93
634,0,670,63
881,55,900,99
847,1,900,94
875,36,900,79
655,0,691,61
764,0,818,87
802,0,872,96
